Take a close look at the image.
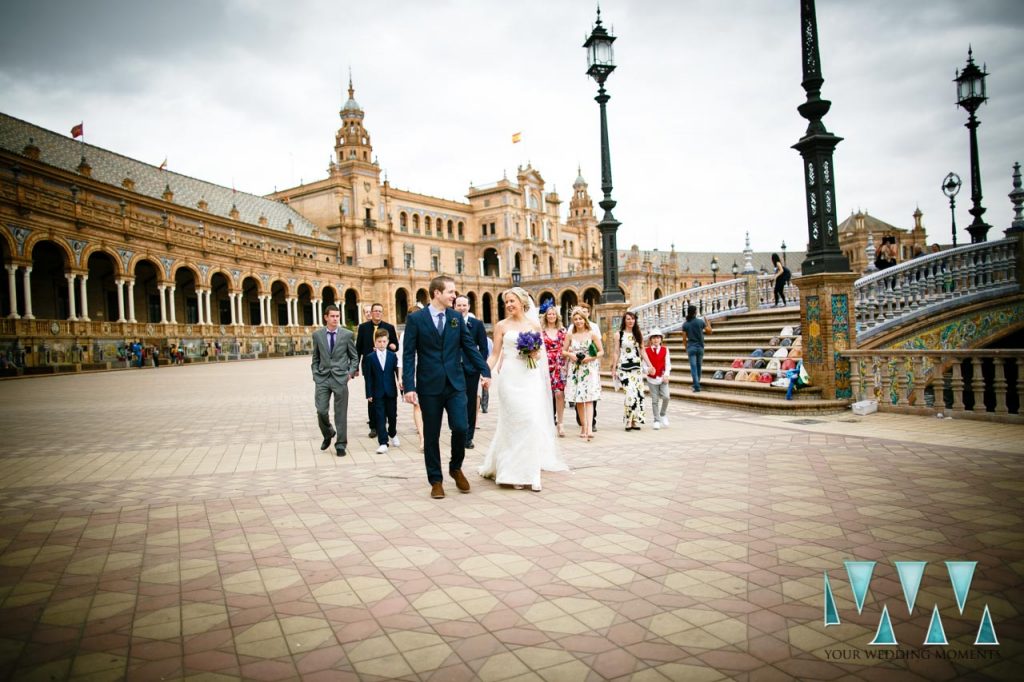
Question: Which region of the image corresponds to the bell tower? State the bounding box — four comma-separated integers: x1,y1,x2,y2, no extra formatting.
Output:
334,75,375,168
567,167,599,269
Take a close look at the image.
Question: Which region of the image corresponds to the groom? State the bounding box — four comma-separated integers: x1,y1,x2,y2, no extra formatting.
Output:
403,276,491,499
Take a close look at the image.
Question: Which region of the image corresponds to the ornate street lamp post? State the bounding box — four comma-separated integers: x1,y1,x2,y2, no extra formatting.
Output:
710,256,719,284
731,262,739,278
942,172,962,246
793,0,850,274
511,266,521,286
781,240,787,266
583,8,624,303
955,48,990,243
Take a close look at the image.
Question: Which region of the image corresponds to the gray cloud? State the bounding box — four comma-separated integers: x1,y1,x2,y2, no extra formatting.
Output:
0,0,1020,254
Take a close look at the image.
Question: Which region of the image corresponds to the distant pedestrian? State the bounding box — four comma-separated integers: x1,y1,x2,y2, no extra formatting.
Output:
681,305,712,393
152,346,160,368
771,253,791,307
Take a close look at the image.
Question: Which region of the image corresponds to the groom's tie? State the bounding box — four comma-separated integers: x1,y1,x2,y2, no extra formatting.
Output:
327,330,335,353
436,312,445,335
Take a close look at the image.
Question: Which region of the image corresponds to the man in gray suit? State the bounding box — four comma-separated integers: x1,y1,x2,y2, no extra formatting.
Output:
312,304,359,456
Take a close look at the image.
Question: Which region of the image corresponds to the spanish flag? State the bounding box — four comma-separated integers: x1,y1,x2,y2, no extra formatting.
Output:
511,132,522,144
158,157,168,170
70,122,84,139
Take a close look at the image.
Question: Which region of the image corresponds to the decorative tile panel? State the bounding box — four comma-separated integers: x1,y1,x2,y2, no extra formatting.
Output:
831,294,851,399
805,295,823,363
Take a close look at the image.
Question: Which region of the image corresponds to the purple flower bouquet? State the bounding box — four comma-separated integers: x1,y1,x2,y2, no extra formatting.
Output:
516,331,542,369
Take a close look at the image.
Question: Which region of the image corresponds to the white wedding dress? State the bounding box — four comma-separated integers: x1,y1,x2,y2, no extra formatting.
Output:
478,330,568,490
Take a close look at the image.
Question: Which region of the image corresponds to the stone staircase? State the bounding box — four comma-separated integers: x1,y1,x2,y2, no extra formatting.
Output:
601,306,851,414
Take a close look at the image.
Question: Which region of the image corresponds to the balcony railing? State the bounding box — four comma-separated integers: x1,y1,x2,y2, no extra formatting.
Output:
843,349,1022,421
853,237,1019,343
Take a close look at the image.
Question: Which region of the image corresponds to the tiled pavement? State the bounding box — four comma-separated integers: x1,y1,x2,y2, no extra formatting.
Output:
0,358,1021,681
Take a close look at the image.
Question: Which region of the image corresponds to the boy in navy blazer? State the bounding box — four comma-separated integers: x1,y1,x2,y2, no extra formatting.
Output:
363,329,401,454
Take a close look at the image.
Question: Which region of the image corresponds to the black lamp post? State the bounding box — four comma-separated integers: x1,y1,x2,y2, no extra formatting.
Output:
793,0,850,274
955,48,990,243
731,262,739,277
583,8,624,303
511,266,521,286
710,256,719,284
942,172,962,246
781,240,787,266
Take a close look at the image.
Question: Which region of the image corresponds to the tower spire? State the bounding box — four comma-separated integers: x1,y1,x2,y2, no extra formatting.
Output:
348,67,354,100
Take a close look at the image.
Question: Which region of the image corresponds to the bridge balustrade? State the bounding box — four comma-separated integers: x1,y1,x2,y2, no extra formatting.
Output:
853,238,1019,343
844,349,1022,421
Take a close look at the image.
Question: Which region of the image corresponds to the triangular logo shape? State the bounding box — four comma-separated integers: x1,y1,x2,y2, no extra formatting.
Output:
823,571,840,626
924,604,948,645
844,561,876,615
946,561,976,615
894,561,927,614
869,604,898,646
975,604,999,645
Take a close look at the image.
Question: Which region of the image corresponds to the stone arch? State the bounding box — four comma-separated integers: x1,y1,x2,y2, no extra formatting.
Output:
321,285,338,307
415,288,429,307
80,244,124,277
537,290,556,308
207,267,236,291
28,240,73,320
270,279,289,326
25,235,73,270
0,227,17,259
582,287,602,311
240,276,262,325
343,288,359,327
465,291,477,316
132,257,163,323
85,250,120,322
654,287,663,300
482,248,500,277
395,288,410,324
559,289,580,326
297,283,314,326
173,263,201,324
210,271,232,325
481,292,493,324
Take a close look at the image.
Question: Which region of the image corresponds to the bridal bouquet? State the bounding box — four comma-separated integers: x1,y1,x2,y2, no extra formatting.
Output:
516,331,542,369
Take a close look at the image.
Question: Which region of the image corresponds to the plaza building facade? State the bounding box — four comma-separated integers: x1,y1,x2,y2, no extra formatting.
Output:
0,84,684,370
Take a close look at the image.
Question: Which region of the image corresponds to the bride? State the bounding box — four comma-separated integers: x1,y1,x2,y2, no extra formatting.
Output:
478,287,568,490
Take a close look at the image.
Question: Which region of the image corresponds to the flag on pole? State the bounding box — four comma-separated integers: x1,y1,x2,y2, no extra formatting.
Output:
158,157,167,170
70,122,84,139
511,132,522,144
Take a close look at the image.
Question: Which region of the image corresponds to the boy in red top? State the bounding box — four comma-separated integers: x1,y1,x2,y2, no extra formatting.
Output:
644,328,672,429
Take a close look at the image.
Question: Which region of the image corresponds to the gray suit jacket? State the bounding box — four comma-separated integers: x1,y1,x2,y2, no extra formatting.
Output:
311,326,359,388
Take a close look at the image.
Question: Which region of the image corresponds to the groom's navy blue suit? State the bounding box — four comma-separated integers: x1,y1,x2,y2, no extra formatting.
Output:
403,305,490,484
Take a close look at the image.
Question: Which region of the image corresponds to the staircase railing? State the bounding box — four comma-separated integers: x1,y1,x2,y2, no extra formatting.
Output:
853,238,1019,343
632,279,746,333
631,275,802,333
844,349,1022,421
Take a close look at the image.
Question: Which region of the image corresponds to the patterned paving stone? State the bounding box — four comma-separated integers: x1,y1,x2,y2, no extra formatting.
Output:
0,358,1022,680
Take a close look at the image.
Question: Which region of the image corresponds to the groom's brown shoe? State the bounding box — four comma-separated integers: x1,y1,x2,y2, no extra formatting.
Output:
430,483,445,499
451,469,471,493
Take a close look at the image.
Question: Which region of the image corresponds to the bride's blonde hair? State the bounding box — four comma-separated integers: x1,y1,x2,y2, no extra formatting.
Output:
502,287,532,311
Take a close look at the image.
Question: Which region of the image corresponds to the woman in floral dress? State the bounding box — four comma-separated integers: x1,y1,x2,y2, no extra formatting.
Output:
612,311,648,430
562,306,603,440
541,303,567,437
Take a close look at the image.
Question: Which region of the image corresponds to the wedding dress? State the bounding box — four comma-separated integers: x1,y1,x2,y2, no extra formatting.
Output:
478,329,568,490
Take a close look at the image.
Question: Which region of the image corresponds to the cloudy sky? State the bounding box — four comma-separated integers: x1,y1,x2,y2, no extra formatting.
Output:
1,0,1021,254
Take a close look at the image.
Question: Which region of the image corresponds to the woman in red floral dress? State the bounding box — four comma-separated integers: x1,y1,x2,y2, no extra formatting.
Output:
541,303,567,437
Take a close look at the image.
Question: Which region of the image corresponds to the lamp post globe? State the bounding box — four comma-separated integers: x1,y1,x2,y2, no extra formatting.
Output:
955,48,990,243
710,256,719,284
583,7,624,303
511,266,521,286
941,171,962,246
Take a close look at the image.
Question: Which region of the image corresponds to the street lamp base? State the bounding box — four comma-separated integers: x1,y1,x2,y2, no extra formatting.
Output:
967,221,992,243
